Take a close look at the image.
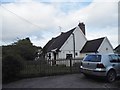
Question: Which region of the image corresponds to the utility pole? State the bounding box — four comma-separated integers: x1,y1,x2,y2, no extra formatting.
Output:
72,33,75,59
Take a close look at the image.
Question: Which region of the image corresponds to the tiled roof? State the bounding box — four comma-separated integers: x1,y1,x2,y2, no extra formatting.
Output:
114,44,120,50
43,28,76,53
114,44,120,53
80,37,105,53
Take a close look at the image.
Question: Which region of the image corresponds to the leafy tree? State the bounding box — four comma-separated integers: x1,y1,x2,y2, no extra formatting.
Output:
13,37,37,60
3,37,42,61
2,37,42,83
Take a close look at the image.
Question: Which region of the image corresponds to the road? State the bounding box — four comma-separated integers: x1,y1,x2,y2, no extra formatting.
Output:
2,74,120,88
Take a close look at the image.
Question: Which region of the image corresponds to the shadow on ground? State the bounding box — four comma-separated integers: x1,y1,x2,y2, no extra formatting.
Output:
82,75,120,88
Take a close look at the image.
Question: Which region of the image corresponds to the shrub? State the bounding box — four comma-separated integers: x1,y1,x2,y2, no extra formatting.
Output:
2,54,23,83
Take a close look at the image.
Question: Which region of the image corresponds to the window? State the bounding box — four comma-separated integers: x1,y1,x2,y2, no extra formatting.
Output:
117,55,120,62
109,55,118,63
84,55,101,62
117,55,120,59
75,52,78,56
66,54,72,59
106,48,108,50
48,53,51,60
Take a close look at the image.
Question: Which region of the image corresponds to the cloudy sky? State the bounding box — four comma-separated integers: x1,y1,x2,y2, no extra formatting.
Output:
1,0,119,48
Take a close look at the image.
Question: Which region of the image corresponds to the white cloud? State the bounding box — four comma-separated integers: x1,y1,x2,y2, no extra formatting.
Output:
63,1,118,48
92,0,119,2
86,27,118,48
1,0,118,48
1,1,58,41
0,6,2,45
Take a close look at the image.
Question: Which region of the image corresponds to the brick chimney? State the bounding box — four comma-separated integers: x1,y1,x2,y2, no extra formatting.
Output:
78,22,85,35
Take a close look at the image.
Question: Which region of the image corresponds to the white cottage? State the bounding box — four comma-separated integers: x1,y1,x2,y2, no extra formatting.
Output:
43,23,87,60
43,22,114,65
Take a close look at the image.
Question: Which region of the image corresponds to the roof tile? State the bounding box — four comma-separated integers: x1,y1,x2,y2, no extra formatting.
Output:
43,28,76,53
80,37,105,53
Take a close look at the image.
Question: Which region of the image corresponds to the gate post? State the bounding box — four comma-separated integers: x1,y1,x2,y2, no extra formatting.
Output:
70,58,72,73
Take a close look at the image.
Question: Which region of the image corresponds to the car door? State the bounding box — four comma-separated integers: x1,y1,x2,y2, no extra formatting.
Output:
117,55,120,74
109,55,119,74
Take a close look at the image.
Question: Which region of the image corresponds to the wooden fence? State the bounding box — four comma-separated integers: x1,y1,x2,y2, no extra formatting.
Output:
20,59,83,78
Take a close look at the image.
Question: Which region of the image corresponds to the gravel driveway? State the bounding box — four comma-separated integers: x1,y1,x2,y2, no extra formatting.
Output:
2,74,120,88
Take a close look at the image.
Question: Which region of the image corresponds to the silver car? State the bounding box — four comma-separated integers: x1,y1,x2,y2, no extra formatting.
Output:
80,54,120,82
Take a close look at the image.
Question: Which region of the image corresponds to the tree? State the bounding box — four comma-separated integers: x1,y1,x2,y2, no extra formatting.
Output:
3,37,41,61
2,37,42,83
13,37,38,60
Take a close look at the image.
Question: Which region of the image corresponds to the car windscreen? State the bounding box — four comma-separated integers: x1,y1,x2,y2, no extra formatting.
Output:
83,55,101,62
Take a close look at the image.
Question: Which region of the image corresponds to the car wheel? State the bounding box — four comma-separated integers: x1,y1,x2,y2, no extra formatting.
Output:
106,70,116,83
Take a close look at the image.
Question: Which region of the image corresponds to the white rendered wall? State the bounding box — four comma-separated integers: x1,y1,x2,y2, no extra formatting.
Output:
98,37,114,54
59,26,87,59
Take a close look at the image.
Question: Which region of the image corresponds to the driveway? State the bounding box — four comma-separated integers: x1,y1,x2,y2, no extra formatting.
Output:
2,74,120,88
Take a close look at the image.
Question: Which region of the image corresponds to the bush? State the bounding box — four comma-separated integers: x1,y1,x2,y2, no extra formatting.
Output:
2,54,23,83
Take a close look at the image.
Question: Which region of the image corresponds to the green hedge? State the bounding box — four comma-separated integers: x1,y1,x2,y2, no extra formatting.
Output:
2,58,80,83
2,54,23,83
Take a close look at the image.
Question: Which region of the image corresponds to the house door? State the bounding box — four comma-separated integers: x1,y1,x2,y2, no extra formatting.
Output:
54,52,56,60
53,52,56,65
